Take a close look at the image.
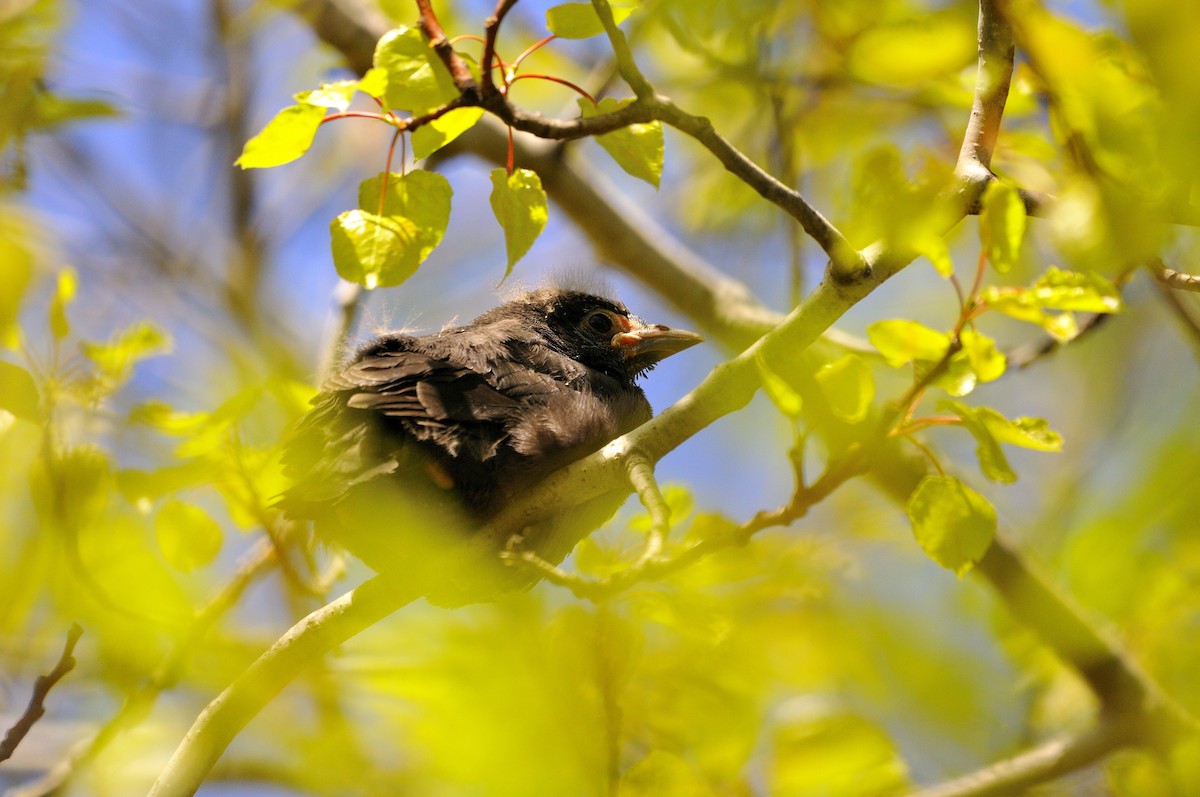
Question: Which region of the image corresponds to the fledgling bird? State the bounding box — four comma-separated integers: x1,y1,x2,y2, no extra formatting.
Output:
278,288,702,596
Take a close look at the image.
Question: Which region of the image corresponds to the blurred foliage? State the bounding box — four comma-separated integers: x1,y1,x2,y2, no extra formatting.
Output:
1,0,1200,796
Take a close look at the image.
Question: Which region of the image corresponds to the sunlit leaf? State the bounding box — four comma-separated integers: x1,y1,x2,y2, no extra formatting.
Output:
771,708,911,797
155,499,223,572
0,217,36,350
915,233,954,278
906,475,996,575
356,67,389,99
48,267,75,340
235,103,326,169
373,25,459,114
867,320,950,368
489,167,548,276
356,169,453,267
959,328,1006,383
846,14,974,88
756,353,802,418
30,445,112,533
129,399,210,436
330,209,423,290
684,511,740,543
1030,266,1122,312
412,107,485,159
941,400,1063,483
578,98,663,188
921,349,977,397
81,322,171,388
816,354,874,423
979,181,1026,273
0,360,41,422
295,81,358,111
547,2,637,39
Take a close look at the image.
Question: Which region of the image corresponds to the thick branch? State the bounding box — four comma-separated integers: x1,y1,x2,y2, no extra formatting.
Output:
955,0,1014,200
0,624,83,764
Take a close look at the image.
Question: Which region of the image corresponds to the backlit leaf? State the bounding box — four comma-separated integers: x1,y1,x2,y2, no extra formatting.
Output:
412,107,485,159
0,360,41,422
48,268,75,340
941,400,1063,483
579,98,663,188
155,499,222,572
235,103,326,169
959,328,1006,383
330,209,423,290
1030,266,1122,312
489,168,548,276
906,475,996,575
547,2,637,39
815,354,874,423
356,169,453,259
373,25,459,114
867,320,950,367
756,353,802,418
979,181,1026,273
81,322,171,387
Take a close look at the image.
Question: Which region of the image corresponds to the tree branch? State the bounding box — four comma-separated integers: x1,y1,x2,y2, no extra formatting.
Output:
0,624,83,765
147,578,419,797
1149,258,1200,292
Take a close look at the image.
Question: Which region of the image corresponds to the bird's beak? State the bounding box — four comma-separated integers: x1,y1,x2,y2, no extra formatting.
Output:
611,322,704,365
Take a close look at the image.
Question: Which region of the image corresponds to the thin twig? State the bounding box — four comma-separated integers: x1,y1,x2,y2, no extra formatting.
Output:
414,0,476,93
626,454,669,565
0,624,83,764
481,0,518,96
1149,258,1200,292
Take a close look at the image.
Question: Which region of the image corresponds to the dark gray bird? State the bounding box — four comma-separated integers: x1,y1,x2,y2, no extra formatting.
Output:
279,288,701,594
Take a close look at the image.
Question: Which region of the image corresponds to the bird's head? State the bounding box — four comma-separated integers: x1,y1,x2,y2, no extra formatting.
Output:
492,289,704,382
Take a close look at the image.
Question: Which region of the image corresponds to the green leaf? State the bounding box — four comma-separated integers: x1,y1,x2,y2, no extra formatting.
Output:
915,233,954,278
979,181,1026,273
684,511,740,543
867,320,950,367
412,107,485,159
373,25,460,114
924,350,977,397
579,98,663,187
155,499,223,572
344,170,452,288
815,354,874,423
0,218,35,350
547,2,637,39
295,80,358,111
81,322,171,387
906,475,996,575
0,360,42,422
48,268,75,340
489,168,549,276
755,353,802,418
235,103,326,169
330,210,423,290
129,399,210,436
940,400,1063,483
357,67,389,99
959,328,1006,383
1030,266,1123,312
357,169,452,240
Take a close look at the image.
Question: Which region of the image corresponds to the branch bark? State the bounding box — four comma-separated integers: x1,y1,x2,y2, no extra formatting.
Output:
0,624,83,765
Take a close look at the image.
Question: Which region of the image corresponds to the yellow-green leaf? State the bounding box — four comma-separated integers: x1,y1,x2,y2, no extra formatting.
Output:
155,499,223,572
906,475,996,575
357,67,389,99
295,80,359,111
618,750,715,797
579,98,663,188
412,107,485,159
373,25,459,114
330,209,423,290
235,103,326,169
756,353,802,418
816,354,874,423
489,168,548,276
1030,266,1123,313
979,181,1026,273
915,233,954,278
0,360,42,423
547,2,637,39
48,267,75,340
357,169,453,253
866,319,950,367
81,322,171,386
959,328,1006,383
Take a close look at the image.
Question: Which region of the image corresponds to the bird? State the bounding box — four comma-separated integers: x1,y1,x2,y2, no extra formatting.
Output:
278,287,702,599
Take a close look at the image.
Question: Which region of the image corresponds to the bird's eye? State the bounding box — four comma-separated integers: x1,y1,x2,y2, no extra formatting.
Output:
586,311,614,334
